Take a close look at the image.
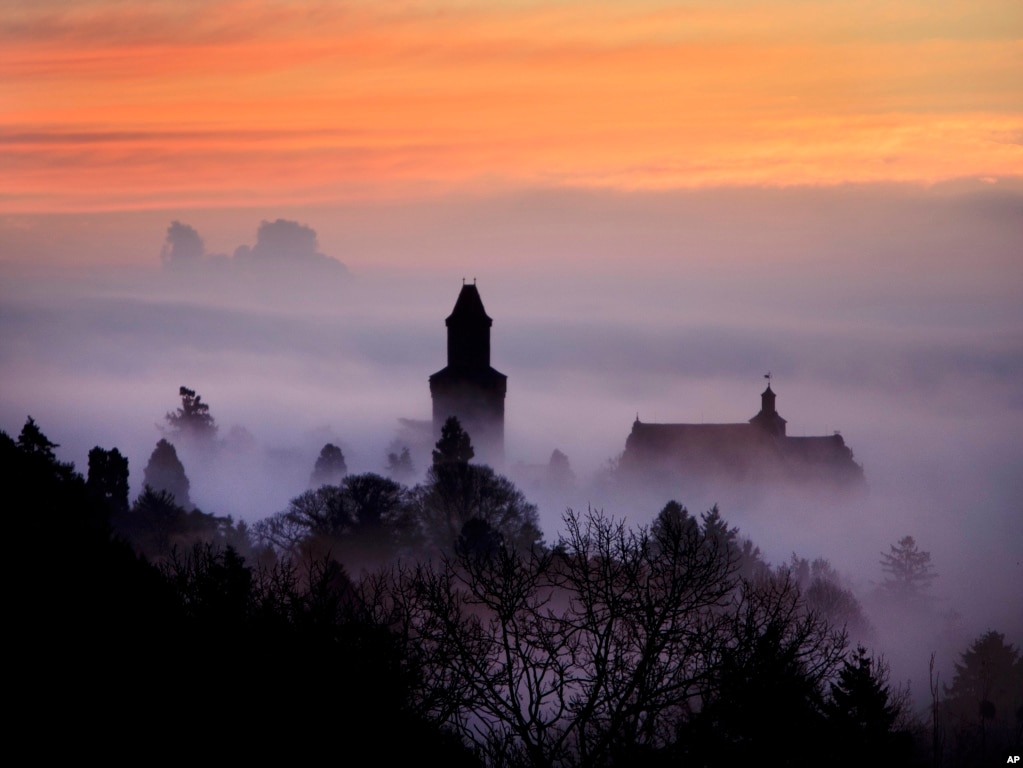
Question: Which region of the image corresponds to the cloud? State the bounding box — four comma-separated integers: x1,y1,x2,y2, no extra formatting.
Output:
160,220,204,267
234,218,343,272
4,1,1021,213
156,218,347,293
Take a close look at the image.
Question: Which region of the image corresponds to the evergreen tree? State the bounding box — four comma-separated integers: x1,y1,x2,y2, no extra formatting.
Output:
143,438,192,508
432,416,474,466
15,417,75,483
310,443,347,487
546,448,575,489
87,446,130,515
879,535,937,599
386,445,415,483
943,630,1022,763
165,386,218,442
17,416,60,461
826,646,908,765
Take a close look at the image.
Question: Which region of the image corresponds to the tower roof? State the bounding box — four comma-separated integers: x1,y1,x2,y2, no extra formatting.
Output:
447,283,492,325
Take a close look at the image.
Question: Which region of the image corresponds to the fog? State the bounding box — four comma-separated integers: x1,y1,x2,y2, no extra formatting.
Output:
2,181,1021,699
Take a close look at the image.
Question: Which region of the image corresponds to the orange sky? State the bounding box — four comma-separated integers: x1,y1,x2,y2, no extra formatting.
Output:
2,0,1021,212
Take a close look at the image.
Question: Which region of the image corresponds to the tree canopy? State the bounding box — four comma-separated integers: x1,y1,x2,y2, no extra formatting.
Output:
411,462,543,555
386,507,850,767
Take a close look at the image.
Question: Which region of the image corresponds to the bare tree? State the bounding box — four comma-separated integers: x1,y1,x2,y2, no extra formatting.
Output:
389,507,749,767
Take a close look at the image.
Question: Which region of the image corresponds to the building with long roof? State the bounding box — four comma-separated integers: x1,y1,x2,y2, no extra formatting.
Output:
620,383,865,490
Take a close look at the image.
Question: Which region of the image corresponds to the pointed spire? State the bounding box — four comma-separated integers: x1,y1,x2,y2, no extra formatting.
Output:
447,283,492,325
446,282,492,367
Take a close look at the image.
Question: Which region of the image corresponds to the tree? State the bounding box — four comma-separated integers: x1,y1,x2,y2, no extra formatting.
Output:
805,578,872,642
254,474,410,564
87,446,130,515
123,486,243,561
682,574,848,765
14,416,75,484
143,438,192,508
942,630,1023,763
165,385,217,442
17,416,60,460
825,646,909,766
164,543,253,626
455,517,504,560
268,485,349,547
339,473,409,562
5,419,117,558
410,463,543,555
386,445,415,484
546,448,575,490
879,535,937,599
386,507,844,767
785,555,872,640
433,416,474,466
310,443,347,487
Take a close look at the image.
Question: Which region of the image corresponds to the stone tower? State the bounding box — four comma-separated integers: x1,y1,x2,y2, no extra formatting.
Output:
429,282,507,465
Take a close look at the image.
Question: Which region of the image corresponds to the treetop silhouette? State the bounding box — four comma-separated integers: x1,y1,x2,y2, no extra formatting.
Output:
879,535,936,599
165,386,217,441
432,415,474,466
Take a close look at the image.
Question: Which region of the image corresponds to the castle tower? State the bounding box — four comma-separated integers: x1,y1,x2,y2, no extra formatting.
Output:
749,383,787,437
429,282,507,464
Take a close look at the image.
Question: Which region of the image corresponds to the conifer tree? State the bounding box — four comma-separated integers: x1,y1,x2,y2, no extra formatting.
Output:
17,416,59,460
386,446,415,483
879,535,936,598
88,446,130,514
143,438,192,508
432,416,474,466
165,386,218,442
310,443,347,487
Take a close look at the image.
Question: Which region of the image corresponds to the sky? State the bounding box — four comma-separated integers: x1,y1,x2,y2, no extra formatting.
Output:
1,0,1021,217
1,0,1021,686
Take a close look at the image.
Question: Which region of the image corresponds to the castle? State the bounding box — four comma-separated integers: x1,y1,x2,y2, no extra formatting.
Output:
619,382,865,490
425,283,863,490
429,282,507,465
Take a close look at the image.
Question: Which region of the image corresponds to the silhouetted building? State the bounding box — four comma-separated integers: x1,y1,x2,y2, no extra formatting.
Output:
621,384,864,490
430,282,507,465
